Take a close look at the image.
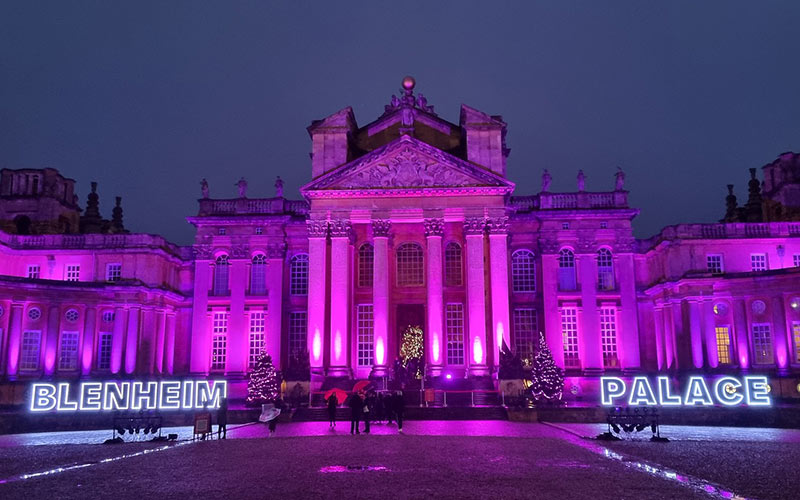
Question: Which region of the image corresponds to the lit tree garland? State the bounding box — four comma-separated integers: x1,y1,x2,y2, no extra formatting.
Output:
530,332,564,402
246,352,280,405
400,325,424,378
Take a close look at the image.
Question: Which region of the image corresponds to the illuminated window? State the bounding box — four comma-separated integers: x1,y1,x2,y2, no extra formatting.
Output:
511,249,536,293
600,307,618,368
213,255,230,296
106,263,121,282
396,243,424,287
97,332,113,370
562,222,570,230
446,303,465,365
255,227,263,235
288,311,307,357
715,326,731,365
558,249,577,291
561,308,579,369
218,228,226,235
706,254,723,275
27,265,40,279
358,244,374,288
101,310,115,323
794,254,800,268
250,254,267,295
750,254,768,272
444,242,463,287
211,311,228,371
357,305,374,367
792,321,800,363
248,311,266,368
600,222,608,229
513,308,537,365
20,331,41,371
289,254,309,295
751,323,773,365
597,249,614,291
58,331,79,371
65,264,80,282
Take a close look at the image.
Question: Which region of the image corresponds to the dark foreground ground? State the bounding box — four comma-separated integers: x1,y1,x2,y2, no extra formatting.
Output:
0,421,797,499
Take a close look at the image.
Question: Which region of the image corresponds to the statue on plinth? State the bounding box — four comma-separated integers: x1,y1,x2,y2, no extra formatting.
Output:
236,177,248,198
577,170,586,192
541,169,552,192
200,178,209,199
615,167,625,191
275,176,284,198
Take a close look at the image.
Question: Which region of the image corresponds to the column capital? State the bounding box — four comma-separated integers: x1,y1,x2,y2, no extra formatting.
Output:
329,218,352,238
486,216,509,234
306,219,329,238
424,218,444,237
463,217,486,235
372,219,391,238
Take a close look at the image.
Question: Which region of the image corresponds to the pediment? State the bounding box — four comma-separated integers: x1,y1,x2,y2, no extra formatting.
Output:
302,135,514,196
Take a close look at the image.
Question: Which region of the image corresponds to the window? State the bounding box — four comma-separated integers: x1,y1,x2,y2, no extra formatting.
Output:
444,242,463,287
249,311,266,368
357,305,374,367
289,311,307,356
794,254,800,268
58,331,80,371
250,254,267,295
561,222,570,230
561,308,579,369
600,222,608,229
558,249,577,291
706,254,723,275
106,263,121,282
396,243,424,286
28,307,42,321
64,308,79,322
358,244,374,288
511,250,536,293
218,228,226,235
211,311,229,371
446,304,465,365
597,249,614,291
792,321,800,363
751,323,773,365
600,307,618,368
101,310,115,323
27,265,40,279
65,265,80,282
213,255,230,296
715,326,732,365
98,332,113,370
513,308,537,364
289,254,309,295
255,227,263,235
20,331,41,371
750,254,768,272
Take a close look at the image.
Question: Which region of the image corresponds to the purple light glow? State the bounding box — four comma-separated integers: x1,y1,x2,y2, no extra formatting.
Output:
472,337,483,364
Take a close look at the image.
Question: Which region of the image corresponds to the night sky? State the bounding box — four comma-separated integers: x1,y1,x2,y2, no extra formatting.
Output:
1,2,798,245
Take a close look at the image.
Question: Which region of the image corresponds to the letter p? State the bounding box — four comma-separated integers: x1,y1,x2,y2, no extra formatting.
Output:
601,377,626,406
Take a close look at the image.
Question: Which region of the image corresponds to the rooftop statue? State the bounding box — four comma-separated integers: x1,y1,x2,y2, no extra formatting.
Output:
200,178,209,199
615,167,625,191
541,169,552,192
275,176,284,198
236,177,248,198
577,170,586,192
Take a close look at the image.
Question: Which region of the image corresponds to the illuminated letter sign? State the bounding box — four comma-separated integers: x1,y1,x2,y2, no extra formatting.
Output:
599,376,771,407
30,380,228,413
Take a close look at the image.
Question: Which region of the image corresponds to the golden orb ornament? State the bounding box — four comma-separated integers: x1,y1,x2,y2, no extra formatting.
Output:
402,76,416,91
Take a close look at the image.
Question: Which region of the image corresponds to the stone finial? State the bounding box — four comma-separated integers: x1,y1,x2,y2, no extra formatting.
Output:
112,196,124,231
236,177,248,198
275,176,284,198
723,184,739,222
615,167,625,191
541,169,552,192
85,182,100,219
577,170,586,192
200,178,209,199
744,168,763,222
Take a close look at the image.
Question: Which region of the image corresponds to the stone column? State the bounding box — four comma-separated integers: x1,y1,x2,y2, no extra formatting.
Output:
190,259,212,374
488,216,511,372
617,253,640,372
44,304,60,376
687,300,704,369
424,218,444,376
307,220,329,380
228,256,248,374
125,307,140,374
702,300,719,368
653,306,665,370
140,308,156,374
371,220,391,377
464,217,488,376
266,244,285,370
732,298,750,369
662,302,675,370
81,306,96,376
328,219,351,377
111,306,126,374
164,312,176,374
154,309,167,374
5,303,23,377
771,296,789,373
578,251,601,374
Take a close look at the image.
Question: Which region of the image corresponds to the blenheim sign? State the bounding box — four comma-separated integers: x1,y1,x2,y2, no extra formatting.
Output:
29,380,228,412
600,376,772,407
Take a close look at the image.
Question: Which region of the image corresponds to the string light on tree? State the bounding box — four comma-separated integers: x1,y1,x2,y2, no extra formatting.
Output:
530,332,564,402
246,352,280,405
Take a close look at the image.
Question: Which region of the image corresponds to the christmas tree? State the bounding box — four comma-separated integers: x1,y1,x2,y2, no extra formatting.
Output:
530,332,564,402
246,352,280,405
399,325,424,378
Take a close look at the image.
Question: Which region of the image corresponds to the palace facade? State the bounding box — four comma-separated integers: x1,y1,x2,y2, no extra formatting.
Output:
1,78,800,399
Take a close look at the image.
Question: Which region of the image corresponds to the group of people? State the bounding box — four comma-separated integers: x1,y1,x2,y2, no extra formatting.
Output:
327,390,406,434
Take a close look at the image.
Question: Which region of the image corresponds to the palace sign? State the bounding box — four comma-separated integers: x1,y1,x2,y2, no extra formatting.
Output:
29,380,228,412
600,376,771,407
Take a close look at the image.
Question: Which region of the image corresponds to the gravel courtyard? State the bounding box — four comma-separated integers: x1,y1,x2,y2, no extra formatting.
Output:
0,421,795,499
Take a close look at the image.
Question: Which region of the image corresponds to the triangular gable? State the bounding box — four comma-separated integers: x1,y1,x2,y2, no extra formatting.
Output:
301,135,514,198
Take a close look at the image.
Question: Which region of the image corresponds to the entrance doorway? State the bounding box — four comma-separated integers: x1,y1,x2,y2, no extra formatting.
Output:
396,304,425,357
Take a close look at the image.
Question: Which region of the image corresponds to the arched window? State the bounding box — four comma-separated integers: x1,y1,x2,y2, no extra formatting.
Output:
444,242,463,287
558,249,576,291
597,248,614,290
511,249,536,292
358,244,374,288
396,243,424,286
213,255,230,296
250,254,267,295
290,254,309,295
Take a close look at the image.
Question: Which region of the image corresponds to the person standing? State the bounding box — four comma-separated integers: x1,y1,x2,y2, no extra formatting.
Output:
394,391,405,432
362,392,371,434
217,397,228,439
327,393,338,428
348,392,363,435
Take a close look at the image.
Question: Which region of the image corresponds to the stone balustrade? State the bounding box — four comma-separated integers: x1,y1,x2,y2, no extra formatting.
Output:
0,231,191,259
641,221,800,249
197,197,309,217
510,191,629,212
